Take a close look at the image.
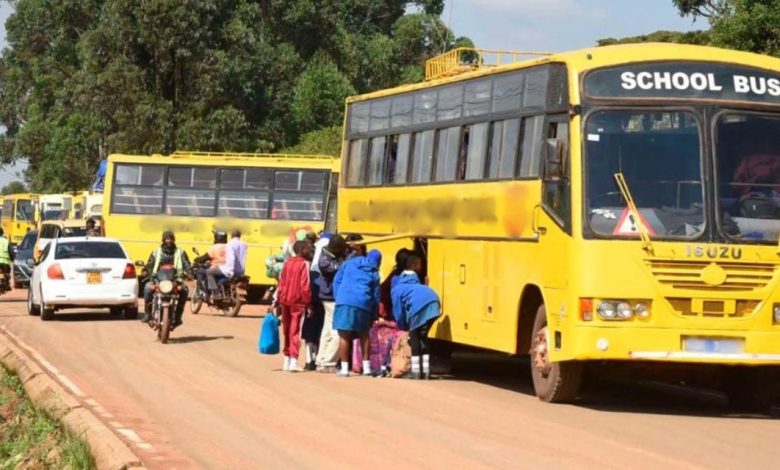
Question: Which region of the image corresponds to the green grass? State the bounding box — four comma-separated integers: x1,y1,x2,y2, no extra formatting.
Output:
0,367,95,469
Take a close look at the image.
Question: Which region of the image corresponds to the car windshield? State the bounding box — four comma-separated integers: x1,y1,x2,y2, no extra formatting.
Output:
55,241,125,259
585,110,704,239
16,200,34,222
42,210,65,221
716,113,780,243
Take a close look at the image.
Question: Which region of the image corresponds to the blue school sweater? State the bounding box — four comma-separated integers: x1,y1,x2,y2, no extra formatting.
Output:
391,272,441,331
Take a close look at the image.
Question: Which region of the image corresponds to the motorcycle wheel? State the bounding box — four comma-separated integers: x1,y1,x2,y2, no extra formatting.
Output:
190,289,203,315
159,306,171,344
226,299,242,317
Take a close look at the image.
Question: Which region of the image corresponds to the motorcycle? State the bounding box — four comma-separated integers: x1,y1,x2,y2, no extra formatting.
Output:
189,247,249,317
147,263,183,344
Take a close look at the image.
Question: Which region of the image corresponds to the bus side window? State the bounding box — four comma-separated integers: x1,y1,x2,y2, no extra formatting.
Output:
542,120,570,231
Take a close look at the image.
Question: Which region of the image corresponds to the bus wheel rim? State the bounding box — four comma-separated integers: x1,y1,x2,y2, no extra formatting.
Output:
533,326,551,377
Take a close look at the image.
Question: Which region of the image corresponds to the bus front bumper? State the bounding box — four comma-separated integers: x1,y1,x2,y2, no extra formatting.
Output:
563,326,780,365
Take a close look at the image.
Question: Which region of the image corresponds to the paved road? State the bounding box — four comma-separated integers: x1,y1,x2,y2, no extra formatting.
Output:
1,288,779,469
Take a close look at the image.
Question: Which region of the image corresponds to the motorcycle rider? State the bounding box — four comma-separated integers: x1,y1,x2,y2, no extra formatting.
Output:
206,229,247,299
194,231,227,299
141,230,191,326
0,228,12,291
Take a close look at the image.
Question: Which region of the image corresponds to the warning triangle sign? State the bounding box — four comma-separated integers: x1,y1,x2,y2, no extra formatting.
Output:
612,208,655,237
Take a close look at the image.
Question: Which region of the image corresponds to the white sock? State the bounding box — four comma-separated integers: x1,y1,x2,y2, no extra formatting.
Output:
283,356,291,371
362,360,371,375
422,354,431,374
411,356,421,374
340,361,349,375
289,358,298,370
305,344,316,364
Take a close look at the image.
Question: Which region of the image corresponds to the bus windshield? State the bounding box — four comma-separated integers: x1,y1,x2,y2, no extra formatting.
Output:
16,200,35,222
716,113,780,243
585,110,704,239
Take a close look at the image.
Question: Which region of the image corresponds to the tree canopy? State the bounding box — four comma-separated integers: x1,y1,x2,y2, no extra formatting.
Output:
601,1,780,58
0,0,466,191
0,181,26,195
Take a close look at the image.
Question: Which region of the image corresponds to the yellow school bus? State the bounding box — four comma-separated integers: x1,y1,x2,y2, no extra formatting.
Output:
1,193,38,246
339,44,780,407
102,151,340,294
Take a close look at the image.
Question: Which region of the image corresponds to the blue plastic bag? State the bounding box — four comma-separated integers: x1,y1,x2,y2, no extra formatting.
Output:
259,311,280,354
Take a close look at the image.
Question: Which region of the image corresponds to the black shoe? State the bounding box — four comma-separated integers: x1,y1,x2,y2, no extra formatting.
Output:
304,362,317,371
422,371,431,380
141,312,151,323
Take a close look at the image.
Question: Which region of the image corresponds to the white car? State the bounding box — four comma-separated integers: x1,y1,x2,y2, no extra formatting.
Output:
27,237,139,321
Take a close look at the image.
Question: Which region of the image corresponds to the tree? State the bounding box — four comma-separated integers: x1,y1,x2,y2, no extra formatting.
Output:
1,181,26,195
0,0,469,191
673,0,732,19
598,30,711,47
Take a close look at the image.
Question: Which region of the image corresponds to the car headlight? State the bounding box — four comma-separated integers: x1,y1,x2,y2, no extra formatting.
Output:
158,280,173,294
616,302,633,320
597,301,616,320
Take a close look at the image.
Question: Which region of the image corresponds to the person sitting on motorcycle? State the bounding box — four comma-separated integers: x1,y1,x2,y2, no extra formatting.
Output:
0,228,12,291
141,230,191,326
206,229,247,300
194,231,227,299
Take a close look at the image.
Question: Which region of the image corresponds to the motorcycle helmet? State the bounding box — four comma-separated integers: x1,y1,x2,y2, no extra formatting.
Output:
162,230,176,242
214,230,228,244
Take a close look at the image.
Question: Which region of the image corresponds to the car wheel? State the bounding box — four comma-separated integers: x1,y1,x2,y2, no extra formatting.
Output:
27,287,40,316
123,305,139,320
40,288,55,321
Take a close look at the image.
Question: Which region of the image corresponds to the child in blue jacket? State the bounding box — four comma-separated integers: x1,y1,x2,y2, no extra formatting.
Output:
391,254,441,380
333,249,382,377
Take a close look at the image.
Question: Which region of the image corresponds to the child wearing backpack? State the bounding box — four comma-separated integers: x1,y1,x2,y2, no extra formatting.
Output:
391,254,441,380
276,240,313,372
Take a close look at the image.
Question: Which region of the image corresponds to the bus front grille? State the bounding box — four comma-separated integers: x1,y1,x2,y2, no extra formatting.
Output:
646,260,776,292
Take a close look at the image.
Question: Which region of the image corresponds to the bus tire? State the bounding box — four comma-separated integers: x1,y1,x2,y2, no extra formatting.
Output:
723,367,773,413
530,305,583,403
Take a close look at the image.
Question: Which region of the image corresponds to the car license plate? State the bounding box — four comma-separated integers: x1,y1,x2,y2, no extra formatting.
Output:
683,337,744,354
86,271,102,284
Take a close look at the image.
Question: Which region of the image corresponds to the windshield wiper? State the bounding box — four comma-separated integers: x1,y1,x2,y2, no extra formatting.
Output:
613,172,655,255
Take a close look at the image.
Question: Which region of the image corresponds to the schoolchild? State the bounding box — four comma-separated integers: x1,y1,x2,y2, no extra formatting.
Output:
276,241,313,372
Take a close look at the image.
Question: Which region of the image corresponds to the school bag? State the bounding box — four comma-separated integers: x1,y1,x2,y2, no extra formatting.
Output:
350,322,401,374
390,332,412,378
371,322,399,372
352,338,363,374
258,311,280,354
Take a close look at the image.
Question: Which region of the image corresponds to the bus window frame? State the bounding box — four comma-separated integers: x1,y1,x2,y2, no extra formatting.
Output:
109,162,332,221
541,114,572,234
711,107,780,245
579,105,708,242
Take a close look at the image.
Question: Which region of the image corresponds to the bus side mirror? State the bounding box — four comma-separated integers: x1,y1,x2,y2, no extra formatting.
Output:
545,138,565,179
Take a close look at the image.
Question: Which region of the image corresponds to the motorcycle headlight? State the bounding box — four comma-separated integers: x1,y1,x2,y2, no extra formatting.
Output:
159,280,173,294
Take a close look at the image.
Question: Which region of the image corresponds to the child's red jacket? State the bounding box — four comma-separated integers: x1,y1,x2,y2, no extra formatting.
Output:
277,256,311,306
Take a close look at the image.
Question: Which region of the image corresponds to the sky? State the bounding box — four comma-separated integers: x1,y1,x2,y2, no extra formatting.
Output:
446,0,702,52
0,0,702,188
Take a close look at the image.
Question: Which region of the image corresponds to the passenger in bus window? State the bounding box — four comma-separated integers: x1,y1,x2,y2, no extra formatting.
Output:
391,254,441,380
332,249,382,377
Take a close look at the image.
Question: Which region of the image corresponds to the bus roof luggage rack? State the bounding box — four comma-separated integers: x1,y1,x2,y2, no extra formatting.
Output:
425,48,552,81
170,151,337,160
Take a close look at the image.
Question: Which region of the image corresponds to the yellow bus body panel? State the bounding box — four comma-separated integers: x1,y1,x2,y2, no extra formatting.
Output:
339,43,780,366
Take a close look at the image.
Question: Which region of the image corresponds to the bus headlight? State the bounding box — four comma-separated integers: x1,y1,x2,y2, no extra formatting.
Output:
773,304,780,324
597,301,617,320
616,302,633,319
634,303,651,319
